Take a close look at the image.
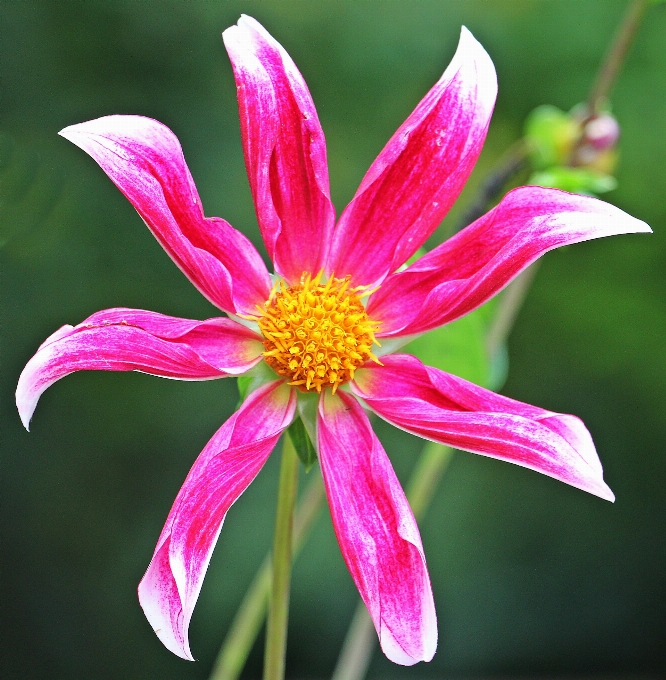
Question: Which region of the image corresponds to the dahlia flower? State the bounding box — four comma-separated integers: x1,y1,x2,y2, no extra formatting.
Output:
16,15,649,666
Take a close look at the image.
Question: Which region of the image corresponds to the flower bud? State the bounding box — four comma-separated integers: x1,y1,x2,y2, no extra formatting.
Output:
584,113,620,151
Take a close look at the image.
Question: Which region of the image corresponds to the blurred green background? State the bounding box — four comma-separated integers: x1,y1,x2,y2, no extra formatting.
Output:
2,1,665,678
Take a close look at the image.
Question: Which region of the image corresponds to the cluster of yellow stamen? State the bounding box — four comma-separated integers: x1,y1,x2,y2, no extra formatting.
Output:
254,272,381,393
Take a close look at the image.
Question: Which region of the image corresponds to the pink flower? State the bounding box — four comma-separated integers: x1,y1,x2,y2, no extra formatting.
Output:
16,15,649,666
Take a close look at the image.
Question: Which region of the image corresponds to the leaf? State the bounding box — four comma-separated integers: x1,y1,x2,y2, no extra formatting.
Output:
287,416,317,472
404,304,492,387
529,166,617,195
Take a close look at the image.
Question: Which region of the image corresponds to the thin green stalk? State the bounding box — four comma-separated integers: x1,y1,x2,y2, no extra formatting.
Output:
329,602,376,680
485,261,541,358
263,433,300,680
331,442,453,680
209,472,325,680
405,441,455,518
587,0,649,115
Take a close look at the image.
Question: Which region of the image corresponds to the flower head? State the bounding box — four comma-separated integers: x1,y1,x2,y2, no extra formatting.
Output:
16,15,650,665
255,272,381,393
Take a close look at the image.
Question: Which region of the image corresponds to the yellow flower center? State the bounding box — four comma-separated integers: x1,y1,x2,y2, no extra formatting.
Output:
256,272,380,393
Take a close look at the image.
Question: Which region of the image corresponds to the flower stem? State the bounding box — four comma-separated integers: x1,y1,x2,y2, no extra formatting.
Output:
263,432,300,680
208,471,324,680
587,0,650,116
331,442,454,680
485,261,541,359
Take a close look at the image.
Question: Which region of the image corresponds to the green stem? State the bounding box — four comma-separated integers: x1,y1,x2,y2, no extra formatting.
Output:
209,472,325,680
263,433,300,680
586,0,649,115
485,261,541,359
331,442,453,680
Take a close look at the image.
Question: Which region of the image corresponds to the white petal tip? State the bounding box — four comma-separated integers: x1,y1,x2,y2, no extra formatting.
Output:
58,124,79,142
237,14,265,33
380,623,435,665
224,14,260,39
454,24,492,65
58,120,98,142
445,24,497,114
16,383,36,431
138,576,195,662
582,478,615,502
598,483,616,503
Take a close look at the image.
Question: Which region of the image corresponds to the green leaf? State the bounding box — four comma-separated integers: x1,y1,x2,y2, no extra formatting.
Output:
404,305,492,387
287,416,317,472
529,166,617,195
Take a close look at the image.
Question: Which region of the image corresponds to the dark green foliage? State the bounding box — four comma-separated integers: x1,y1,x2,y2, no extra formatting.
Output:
1,2,665,679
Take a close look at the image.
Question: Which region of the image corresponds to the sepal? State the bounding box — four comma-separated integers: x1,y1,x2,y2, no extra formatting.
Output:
287,416,317,472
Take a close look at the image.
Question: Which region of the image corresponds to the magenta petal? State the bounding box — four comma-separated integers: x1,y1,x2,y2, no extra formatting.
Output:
138,380,296,660
328,27,496,287
16,308,264,430
223,16,335,283
369,186,652,336
59,116,271,315
352,354,615,502
318,390,437,665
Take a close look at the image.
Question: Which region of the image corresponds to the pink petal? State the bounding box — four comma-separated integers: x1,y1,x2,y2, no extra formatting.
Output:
59,116,271,315
368,186,652,336
318,390,437,665
352,354,615,502
138,380,296,660
16,308,263,430
223,16,336,283
327,27,496,288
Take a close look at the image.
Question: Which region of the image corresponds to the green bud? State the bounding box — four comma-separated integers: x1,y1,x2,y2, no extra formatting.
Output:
524,105,579,169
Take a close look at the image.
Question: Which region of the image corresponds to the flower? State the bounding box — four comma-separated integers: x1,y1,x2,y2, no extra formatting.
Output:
16,15,650,666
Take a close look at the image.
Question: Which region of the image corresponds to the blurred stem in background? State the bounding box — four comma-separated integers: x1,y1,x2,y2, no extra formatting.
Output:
587,0,651,116
209,467,324,680
208,2,650,679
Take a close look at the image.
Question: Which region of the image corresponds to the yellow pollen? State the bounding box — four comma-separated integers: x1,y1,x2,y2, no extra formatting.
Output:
256,272,381,394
